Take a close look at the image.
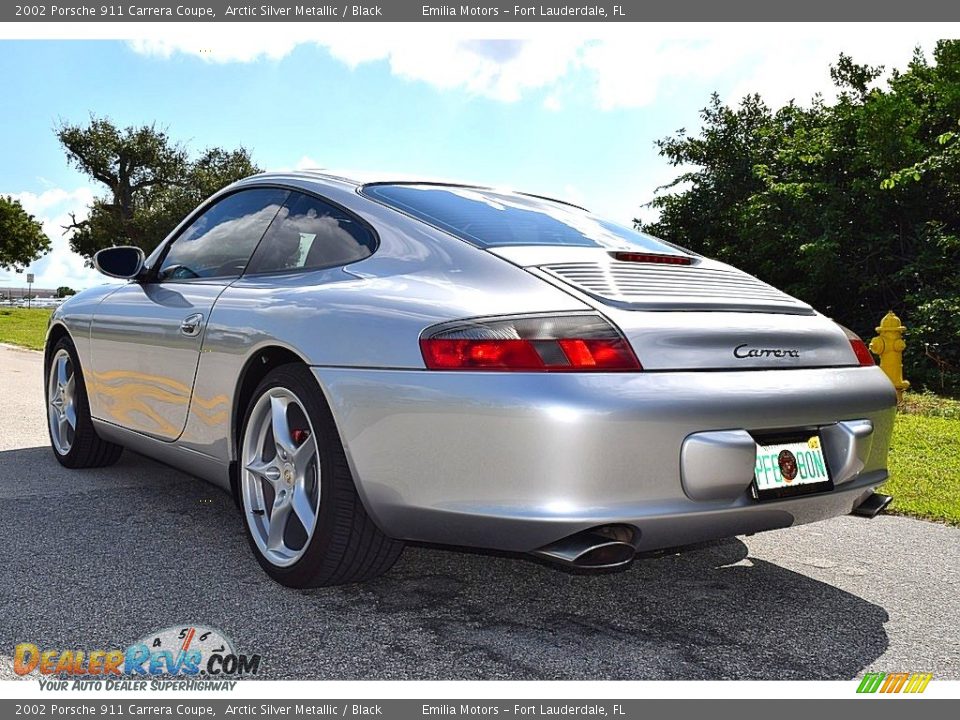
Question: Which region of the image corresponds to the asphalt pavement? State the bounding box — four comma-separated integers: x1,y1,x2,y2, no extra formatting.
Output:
1,343,957,680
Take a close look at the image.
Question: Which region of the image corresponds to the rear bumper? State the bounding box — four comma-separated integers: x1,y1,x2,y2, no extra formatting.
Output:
313,366,896,552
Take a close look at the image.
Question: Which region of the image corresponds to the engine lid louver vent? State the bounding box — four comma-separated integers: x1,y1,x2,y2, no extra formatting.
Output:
541,260,813,315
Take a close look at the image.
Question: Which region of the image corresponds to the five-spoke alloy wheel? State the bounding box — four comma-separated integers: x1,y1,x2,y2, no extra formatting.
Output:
241,387,321,567
47,348,78,456
45,336,123,468
238,364,403,587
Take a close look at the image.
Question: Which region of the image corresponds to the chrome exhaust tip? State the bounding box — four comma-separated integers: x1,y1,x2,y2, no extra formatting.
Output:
531,525,638,569
852,492,893,519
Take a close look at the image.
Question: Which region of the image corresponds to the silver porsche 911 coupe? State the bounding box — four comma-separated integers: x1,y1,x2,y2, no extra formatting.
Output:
45,171,896,587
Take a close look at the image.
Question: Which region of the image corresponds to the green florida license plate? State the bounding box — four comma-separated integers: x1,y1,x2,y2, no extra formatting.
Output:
753,435,832,500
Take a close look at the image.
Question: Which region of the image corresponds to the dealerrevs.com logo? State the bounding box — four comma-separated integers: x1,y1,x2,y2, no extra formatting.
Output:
15,625,261,689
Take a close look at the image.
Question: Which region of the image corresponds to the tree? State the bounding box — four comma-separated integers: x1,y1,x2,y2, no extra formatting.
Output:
56,286,77,298
57,117,261,259
136,147,264,246
642,41,960,395
0,195,50,272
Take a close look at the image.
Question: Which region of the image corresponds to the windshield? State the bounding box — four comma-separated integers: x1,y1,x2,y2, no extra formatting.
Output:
362,183,684,254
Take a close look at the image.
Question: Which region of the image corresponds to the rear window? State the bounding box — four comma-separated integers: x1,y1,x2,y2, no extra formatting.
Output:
362,183,681,253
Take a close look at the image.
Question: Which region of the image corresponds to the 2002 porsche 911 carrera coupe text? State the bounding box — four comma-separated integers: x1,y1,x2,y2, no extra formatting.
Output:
44,171,897,587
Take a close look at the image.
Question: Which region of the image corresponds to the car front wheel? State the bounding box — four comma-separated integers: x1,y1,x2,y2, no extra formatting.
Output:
238,363,403,587
45,336,123,468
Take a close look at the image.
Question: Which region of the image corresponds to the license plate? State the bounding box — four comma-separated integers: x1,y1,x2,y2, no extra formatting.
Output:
752,434,832,500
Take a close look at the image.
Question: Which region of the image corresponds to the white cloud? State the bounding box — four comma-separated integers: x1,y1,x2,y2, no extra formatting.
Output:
125,26,957,111
13,187,95,216
128,36,300,63
543,93,563,112
326,37,581,103
578,30,946,111
0,187,115,292
294,155,321,171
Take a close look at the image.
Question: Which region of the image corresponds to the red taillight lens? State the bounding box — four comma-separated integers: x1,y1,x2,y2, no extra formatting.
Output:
850,338,875,367
421,339,545,370
611,251,692,265
840,326,875,367
420,315,641,371
557,339,635,368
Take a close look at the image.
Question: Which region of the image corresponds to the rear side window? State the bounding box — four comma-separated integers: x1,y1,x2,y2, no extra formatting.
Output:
362,183,682,254
158,188,288,281
245,192,376,275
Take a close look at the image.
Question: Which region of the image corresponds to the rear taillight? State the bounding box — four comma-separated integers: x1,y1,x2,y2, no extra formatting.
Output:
841,326,875,367
420,314,641,371
850,338,875,367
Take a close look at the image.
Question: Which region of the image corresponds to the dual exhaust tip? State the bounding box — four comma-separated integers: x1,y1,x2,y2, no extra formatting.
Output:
533,491,893,569
852,492,893,519
531,525,638,570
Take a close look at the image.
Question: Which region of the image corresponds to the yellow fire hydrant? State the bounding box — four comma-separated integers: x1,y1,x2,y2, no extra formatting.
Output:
869,311,910,402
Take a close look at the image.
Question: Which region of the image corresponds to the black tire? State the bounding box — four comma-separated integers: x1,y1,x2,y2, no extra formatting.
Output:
238,363,403,587
45,336,123,469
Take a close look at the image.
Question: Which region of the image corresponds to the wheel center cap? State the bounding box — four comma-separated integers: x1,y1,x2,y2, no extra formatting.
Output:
283,467,294,485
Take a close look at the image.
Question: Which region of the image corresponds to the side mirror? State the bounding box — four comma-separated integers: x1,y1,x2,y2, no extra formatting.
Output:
93,246,145,279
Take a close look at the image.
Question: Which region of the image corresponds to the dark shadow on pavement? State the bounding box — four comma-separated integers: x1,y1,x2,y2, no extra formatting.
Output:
0,445,889,680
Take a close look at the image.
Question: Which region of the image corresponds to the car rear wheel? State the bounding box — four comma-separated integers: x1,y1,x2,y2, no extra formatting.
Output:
239,364,403,587
45,337,123,468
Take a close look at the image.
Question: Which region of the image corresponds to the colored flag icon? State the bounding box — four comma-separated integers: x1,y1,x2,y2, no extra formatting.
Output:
856,672,932,694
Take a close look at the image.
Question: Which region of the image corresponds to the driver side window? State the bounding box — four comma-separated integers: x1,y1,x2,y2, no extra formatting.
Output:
158,188,289,281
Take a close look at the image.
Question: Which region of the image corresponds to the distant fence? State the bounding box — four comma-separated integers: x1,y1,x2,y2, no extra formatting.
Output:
0,286,58,300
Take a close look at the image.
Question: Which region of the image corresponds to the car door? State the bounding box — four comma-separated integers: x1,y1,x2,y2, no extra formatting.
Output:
87,187,289,440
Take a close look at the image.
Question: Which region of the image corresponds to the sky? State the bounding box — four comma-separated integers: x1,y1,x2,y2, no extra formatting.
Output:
0,25,954,291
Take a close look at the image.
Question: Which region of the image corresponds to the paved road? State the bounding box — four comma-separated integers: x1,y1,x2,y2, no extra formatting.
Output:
1,344,958,681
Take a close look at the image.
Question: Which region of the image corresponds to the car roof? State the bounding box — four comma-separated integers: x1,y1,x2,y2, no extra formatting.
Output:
240,169,589,211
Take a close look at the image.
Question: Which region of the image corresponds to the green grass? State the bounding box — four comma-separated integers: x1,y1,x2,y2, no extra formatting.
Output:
898,390,960,419
0,307,52,351
886,410,960,525
0,304,956,523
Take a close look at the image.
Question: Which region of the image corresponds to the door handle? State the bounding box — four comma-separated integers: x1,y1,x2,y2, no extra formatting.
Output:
180,313,204,337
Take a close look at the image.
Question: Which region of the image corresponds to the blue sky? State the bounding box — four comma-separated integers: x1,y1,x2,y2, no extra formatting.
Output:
0,29,949,289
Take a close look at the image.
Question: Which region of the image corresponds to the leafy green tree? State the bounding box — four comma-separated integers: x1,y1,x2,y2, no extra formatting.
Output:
55,286,77,298
57,117,261,259
642,41,960,395
0,195,50,272
136,147,263,246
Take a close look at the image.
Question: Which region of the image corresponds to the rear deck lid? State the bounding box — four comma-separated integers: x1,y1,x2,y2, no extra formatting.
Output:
488,246,857,371
490,246,813,316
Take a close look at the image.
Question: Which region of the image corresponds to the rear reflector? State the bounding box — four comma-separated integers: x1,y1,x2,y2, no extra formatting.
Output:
611,251,692,265
420,314,641,371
